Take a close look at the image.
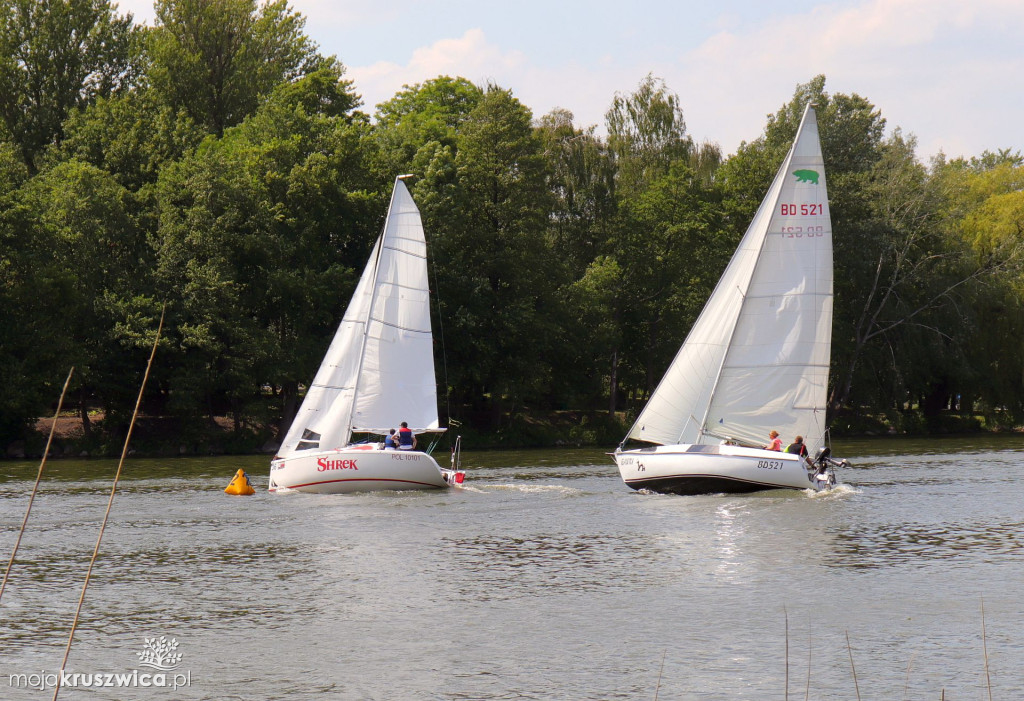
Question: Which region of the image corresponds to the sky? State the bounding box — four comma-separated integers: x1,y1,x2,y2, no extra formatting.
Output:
116,0,1024,161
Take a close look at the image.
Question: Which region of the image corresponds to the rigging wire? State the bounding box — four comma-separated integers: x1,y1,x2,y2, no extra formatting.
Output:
0,367,74,606
52,306,165,701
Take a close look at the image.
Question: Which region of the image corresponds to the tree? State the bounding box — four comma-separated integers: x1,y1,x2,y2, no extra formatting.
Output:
724,76,1022,419
148,0,333,137
416,84,559,426
536,108,616,281
617,162,726,398
375,75,482,131
4,158,152,439
153,69,371,439
591,76,724,413
828,136,1022,417
371,75,483,183
606,74,689,196
0,0,141,172
0,139,46,441
936,155,1024,419
54,89,205,192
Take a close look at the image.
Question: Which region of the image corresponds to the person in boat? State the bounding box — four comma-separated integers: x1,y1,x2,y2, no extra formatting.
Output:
396,421,417,451
764,430,782,451
786,435,814,466
383,428,397,449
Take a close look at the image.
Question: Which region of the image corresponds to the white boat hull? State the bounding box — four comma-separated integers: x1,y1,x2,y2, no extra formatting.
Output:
614,444,827,495
269,446,454,493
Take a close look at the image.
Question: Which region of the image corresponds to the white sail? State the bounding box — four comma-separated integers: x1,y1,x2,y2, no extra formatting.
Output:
277,178,441,459
628,104,833,449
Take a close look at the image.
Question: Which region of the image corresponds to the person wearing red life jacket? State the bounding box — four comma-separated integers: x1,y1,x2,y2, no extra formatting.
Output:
786,435,814,467
397,421,417,450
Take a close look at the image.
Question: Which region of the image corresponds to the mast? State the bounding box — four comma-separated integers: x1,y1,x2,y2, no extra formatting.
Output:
625,102,830,448
344,175,412,442
694,106,812,444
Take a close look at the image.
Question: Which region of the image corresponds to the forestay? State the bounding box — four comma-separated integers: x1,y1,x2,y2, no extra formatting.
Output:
628,104,833,449
277,179,441,459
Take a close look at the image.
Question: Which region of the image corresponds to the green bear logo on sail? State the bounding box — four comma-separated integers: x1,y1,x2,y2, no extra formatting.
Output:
793,169,819,184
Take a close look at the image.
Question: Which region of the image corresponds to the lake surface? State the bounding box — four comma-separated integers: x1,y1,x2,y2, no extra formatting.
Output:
1,435,1023,699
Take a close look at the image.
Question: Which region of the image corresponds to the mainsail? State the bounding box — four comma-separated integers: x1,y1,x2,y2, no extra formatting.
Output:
627,104,833,448
277,178,441,458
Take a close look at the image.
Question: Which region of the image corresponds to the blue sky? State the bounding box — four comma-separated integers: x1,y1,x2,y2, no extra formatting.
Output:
118,0,1023,160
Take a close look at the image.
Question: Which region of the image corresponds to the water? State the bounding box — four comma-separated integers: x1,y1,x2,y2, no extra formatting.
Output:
1,436,1023,699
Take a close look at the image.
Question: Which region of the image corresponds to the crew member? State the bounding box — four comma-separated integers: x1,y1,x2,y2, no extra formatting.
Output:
397,421,417,451
786,435,813,466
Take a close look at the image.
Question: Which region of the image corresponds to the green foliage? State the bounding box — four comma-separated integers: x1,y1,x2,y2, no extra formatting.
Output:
0,0,141,172
936,158,1024,417
569,75,727,412
611,161,726,400
453,409,628,449
370,76,484,186
152,69,373,436
3,0,1024,451
536,108,616,280
0,155,156,443
606,74,694,196
417,85,562,425
53,89,205,191
148,0,334,136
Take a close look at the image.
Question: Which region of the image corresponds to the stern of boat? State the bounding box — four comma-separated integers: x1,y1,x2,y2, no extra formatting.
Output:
440,468,466,487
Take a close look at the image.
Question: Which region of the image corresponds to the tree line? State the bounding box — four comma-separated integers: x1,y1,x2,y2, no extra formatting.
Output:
2,0,1023,453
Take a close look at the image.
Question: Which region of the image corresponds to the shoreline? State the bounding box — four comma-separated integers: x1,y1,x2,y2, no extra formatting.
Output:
5,409,1022,460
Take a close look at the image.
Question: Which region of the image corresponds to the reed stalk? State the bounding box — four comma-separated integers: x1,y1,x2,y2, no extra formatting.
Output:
846,631,861,701
804,623,811,701
784,605,789,701
0,367,74,606
653,649,666,701
902,652,915,701
981,598,992,701
52,308,164,701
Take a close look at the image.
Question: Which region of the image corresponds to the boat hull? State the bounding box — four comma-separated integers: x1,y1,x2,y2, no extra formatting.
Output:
270,446,452,493
614,444,824,495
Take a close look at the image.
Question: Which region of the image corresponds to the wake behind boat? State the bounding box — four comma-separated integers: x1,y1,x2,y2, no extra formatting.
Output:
614,104,847,495
269,176,464,494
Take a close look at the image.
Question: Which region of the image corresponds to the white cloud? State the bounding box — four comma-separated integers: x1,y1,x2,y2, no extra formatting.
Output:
349,27,659,135
670,0,1024,156
114,0,155,23
108,0,1024,159
350,29,531,112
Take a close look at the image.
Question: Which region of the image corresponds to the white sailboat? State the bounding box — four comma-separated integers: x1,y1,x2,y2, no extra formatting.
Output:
269,176,464,493
613,104,846,494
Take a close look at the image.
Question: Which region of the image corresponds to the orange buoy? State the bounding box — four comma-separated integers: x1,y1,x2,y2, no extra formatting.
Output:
224,468,255,496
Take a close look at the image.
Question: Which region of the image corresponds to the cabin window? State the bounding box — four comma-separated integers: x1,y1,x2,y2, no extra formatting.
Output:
686,444,720,454
296,428,321,450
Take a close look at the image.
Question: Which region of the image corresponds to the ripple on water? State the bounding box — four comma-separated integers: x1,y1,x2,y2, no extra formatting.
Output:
443,530,678,601
1,443,1023,700
829,519,1024,569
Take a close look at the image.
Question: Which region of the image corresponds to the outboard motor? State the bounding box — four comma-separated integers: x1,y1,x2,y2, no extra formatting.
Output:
812,445,849,489
814,446,831,471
